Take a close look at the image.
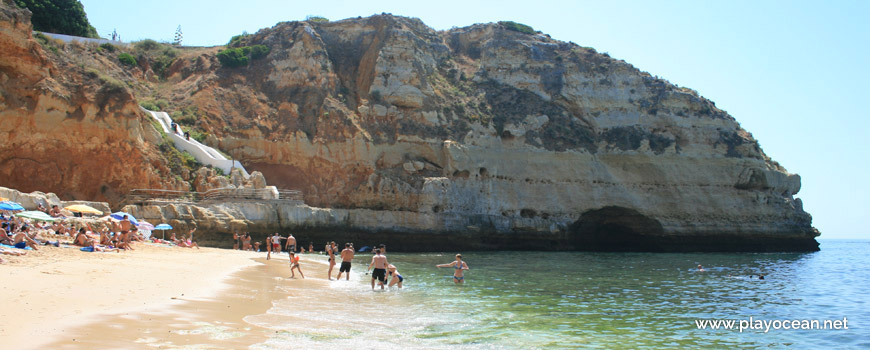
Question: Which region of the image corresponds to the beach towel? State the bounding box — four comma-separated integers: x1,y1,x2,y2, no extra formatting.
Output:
1,243,33,250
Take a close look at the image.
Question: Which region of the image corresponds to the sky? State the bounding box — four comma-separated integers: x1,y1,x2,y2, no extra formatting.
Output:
79,0,869,239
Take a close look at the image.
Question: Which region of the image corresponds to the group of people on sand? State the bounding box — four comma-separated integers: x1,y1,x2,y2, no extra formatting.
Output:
0,211,201,263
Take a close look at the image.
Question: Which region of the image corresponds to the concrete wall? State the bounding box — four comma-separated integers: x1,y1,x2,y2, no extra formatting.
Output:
37,31,125,46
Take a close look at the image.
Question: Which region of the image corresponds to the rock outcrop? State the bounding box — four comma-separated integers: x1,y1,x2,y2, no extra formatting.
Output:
0,1,186,204
0,3,819,251
144,15,817,251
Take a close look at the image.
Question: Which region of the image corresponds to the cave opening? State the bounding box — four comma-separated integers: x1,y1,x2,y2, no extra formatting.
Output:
569,206,664,251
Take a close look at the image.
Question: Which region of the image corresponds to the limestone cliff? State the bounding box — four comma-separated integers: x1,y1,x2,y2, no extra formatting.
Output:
0,1,187,203
0,2,819,251
144,16,817,251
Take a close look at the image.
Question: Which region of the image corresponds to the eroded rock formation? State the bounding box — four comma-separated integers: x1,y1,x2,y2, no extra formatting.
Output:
0,2,819,251
0,1,186,203
146,15,818,250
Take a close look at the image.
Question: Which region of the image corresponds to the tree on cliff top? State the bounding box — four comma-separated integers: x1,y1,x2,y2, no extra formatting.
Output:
15,0,99,38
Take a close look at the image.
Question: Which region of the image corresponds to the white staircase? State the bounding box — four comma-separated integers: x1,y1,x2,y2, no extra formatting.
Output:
142,107,250,178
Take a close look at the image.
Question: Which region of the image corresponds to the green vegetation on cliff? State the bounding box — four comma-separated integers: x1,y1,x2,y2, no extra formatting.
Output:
131,39,177,78
117,52,137,66
217,44,270,68
498,21,536,35
306,15,329,23
15,0,98,38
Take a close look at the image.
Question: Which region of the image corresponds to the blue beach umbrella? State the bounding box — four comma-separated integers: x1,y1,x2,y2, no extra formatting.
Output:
0,201,25,211
110,212,139,226
154,223,172,240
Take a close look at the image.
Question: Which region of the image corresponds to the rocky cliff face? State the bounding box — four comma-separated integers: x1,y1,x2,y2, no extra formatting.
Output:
145,15,818,251
0,2,818,251
0,1,186,203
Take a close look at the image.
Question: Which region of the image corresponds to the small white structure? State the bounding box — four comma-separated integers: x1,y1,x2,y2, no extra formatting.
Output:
37,31,125,46
142,107,249,178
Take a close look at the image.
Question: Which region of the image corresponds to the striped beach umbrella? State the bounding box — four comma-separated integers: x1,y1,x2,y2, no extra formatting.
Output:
16,210,56,222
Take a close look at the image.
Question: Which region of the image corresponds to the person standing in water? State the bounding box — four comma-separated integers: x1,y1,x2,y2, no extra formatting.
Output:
285,233,297,253
336,243,355,281
437,254,469,284
368,248,389,290
271,233,282,253
326,241,337,280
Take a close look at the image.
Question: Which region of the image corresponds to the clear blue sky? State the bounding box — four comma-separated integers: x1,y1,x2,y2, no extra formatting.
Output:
80,0,869,239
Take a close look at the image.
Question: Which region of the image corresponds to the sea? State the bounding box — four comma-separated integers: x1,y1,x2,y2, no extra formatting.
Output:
236,239,869,349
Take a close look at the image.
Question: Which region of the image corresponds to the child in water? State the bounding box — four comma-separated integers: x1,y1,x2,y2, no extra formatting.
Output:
289,252,304,278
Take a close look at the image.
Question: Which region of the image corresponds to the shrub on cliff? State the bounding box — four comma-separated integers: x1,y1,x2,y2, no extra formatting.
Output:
99,42,116,52
132,40,178,78
306,16,329,23
216,48,249,67
33,31,63,54
227,33,250,48
217,45,270,68
249,45,270,59
15,0,99,38
117,52,137,67
499,21,536,35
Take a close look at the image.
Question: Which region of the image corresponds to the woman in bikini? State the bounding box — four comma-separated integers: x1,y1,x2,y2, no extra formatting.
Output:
436,253,469,284
326,241,337,279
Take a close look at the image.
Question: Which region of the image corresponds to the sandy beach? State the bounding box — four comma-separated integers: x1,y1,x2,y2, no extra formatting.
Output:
0,243,330,349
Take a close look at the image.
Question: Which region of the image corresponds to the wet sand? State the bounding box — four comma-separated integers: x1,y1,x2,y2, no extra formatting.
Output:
0,243,325,349
35,249,336,349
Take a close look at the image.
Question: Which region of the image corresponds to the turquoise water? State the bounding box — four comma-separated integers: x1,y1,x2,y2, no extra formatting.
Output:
247,240,869,349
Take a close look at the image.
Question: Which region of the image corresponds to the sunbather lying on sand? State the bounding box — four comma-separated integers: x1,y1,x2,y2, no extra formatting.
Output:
0,247,26,256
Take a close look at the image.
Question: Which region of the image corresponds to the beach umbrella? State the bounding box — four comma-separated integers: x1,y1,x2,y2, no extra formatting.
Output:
0,201,24,211
65,204,103,215
16,210,56,222
154,223,172,240
138,221,155,231
110,212,139,226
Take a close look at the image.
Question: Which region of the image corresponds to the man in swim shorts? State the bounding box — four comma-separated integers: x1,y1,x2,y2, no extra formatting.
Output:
271,233,282,253
285,233,296,253
336,242,354,281
368,248,389,290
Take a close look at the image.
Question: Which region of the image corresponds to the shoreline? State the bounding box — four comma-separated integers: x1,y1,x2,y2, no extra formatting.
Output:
23,247,334,349
0,244,265,350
